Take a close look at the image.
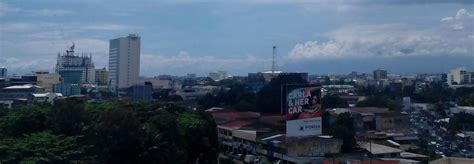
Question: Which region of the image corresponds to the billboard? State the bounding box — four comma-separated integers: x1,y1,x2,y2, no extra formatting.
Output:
286,86,322,137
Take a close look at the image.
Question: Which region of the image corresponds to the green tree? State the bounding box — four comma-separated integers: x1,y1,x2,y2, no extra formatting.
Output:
328,112,356,152
0,131,91,163
49,97,87,135
257,74,308,113
0,104,50,136
458,93,474,106
322,94,349,109
356,96,401,111
178,111,218,164
431,102,447,118
448,112,474,132
140,110,188,164
93,108,141,163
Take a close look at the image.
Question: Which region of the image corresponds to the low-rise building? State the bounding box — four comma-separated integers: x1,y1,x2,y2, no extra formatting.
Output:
53,83,81,96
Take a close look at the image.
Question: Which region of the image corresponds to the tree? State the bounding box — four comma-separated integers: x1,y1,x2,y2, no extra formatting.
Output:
328,112,356,152
49,97,87,135
140,110,188,164
458,93,474,106
0,104,50,136
0,131,91,163
431,102,447,118
256,74,308,113
322,94,349,109
356,96,401,111
93,108,141,163
177,111,218,164
448,112,474,132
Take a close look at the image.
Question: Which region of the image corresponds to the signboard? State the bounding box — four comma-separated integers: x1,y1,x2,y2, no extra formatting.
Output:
286,86,322,137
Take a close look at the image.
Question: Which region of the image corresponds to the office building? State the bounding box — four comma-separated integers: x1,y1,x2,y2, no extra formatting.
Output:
109,34,141,89
373,69,388,81
55,44,95,84
448,67,472,86
0,68,6,77
95,67,108,85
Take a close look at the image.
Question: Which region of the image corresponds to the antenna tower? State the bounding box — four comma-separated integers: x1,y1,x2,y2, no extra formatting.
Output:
272,46,277,74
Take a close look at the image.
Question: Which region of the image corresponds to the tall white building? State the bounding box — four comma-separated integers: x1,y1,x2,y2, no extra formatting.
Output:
109,34,141,89
448,67,472,86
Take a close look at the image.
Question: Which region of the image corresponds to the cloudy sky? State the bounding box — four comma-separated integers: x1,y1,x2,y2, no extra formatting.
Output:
0,0,473,76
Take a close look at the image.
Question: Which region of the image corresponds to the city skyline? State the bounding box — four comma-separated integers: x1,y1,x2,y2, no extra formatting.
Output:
0,0,473,76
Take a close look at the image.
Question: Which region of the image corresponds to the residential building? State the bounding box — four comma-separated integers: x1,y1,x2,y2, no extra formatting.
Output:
55,44,95,84
374,69,388,81
35,71,61,92
9,75,37,85
109,34,141,90
0,68,6,77
448,67,472,86
95,67,108,85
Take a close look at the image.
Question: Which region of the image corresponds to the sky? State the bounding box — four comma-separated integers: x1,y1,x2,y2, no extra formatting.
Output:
0,0,473,76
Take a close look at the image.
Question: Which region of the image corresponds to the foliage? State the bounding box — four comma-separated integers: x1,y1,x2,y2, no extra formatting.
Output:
322,94,349,109
327,112,356,152
0,98,219,163
448,112,474,132
430,102,447,118
355,95,401,111
458,92,474,106
197,81,256,111
256,74,308,113
0,131,91,163
0,104,50,136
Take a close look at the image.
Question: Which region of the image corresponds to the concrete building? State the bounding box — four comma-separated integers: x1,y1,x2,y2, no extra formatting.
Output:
429,157,474,164
209,71,229,81
374,69,388,81
448,67,472,86
450,106,474,115
53,83,81,96
109,34,141,90
35,71,61,92
0,84,45,100
55,44,95,84
31,92,63,104
127,85,152,102
0,68,6,77
95,67,108,85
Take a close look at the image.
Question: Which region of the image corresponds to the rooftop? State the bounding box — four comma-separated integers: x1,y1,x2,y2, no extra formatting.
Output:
219,121,255,128
359,142,403,155
3,84,43,90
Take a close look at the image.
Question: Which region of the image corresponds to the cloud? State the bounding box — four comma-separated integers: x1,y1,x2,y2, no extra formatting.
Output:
82,24,131,30
140,52,270,75
287,18,474,60
441,9,474,30
0,0,19,16
28,9,75,16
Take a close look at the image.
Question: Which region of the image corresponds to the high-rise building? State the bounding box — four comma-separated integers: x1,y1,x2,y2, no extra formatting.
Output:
0,68,6,78
55,44,95,84
95,67,108,85
373,69,388,81
109,34,141,89
448,67,472,86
